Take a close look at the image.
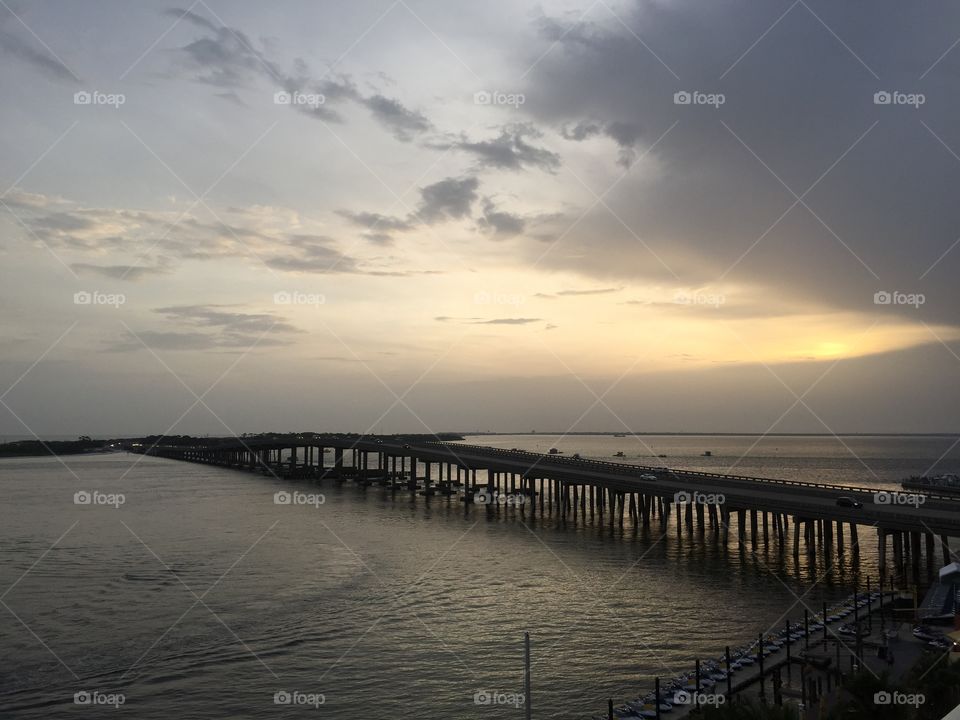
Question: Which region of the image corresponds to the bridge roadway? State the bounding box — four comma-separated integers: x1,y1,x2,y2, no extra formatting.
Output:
140,434,960,577
418,441,960,537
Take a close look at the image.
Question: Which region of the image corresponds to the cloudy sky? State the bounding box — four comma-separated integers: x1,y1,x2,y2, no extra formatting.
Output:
2,0,960,437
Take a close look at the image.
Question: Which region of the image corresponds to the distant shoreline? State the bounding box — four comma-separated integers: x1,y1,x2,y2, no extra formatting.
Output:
458,431,960,437
2,431,958,458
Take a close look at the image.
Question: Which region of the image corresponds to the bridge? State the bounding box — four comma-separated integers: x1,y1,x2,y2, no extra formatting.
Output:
134,434,960,583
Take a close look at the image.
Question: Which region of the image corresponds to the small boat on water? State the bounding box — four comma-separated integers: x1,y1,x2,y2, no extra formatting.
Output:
549,448,562,454
702,450,712,456
615,451,625,457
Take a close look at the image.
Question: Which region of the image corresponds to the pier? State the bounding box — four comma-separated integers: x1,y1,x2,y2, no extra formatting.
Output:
600,586,943,719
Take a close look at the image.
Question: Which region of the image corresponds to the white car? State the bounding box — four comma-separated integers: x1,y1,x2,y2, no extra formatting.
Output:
640,473,658,481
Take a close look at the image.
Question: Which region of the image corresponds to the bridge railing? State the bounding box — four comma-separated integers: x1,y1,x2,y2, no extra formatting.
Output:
427,441,960,504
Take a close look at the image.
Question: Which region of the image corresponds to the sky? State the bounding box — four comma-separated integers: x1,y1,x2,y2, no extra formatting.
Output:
2,0,960,437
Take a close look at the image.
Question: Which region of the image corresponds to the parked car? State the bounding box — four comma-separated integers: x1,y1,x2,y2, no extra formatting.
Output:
835,496,863,508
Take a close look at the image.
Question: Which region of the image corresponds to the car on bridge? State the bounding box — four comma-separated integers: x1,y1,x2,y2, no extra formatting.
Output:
835,496,863,509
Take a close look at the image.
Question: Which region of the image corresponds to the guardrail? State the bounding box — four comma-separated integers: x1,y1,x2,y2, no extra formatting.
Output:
426,441,960,504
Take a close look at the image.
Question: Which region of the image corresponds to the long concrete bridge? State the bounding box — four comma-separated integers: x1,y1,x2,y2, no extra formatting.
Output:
134,434,960,583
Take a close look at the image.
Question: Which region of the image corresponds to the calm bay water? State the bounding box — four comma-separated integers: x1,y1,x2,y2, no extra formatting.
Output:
1,435,957,718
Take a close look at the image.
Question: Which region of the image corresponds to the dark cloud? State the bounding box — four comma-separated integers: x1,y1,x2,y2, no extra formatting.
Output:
438,124,561,173
361,94,432,141
165,9,430,140
415,176,480,223
562,119,645,166
478,198,525,238
166,8,280,88
520,0,960,327
336,210,413,233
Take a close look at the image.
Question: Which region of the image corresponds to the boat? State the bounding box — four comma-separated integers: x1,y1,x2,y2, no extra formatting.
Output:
614,451,625,457
702,450,712,456
548,448,561,454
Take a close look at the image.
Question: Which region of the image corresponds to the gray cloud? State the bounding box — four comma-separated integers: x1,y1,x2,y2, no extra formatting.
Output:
106,303,300,352
478,198,525,238
167,8,280,87
336,210,413,233
520,0,960,327
562,120,643,167
476,317,542,325
264,234,361,274
336,210,416,245
415,176,480,223
166,9,430,140
154,304,300,334
72,260,174,281
0,8,77,83
10,195,396,276
362,93,432,141
437,124,561,173
435,316,542,325
536,287,620,298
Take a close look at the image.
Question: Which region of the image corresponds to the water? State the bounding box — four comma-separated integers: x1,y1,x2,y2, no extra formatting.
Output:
0,435,956,718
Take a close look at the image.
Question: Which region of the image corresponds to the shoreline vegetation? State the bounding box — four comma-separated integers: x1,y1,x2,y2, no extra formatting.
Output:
0,432,467,458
